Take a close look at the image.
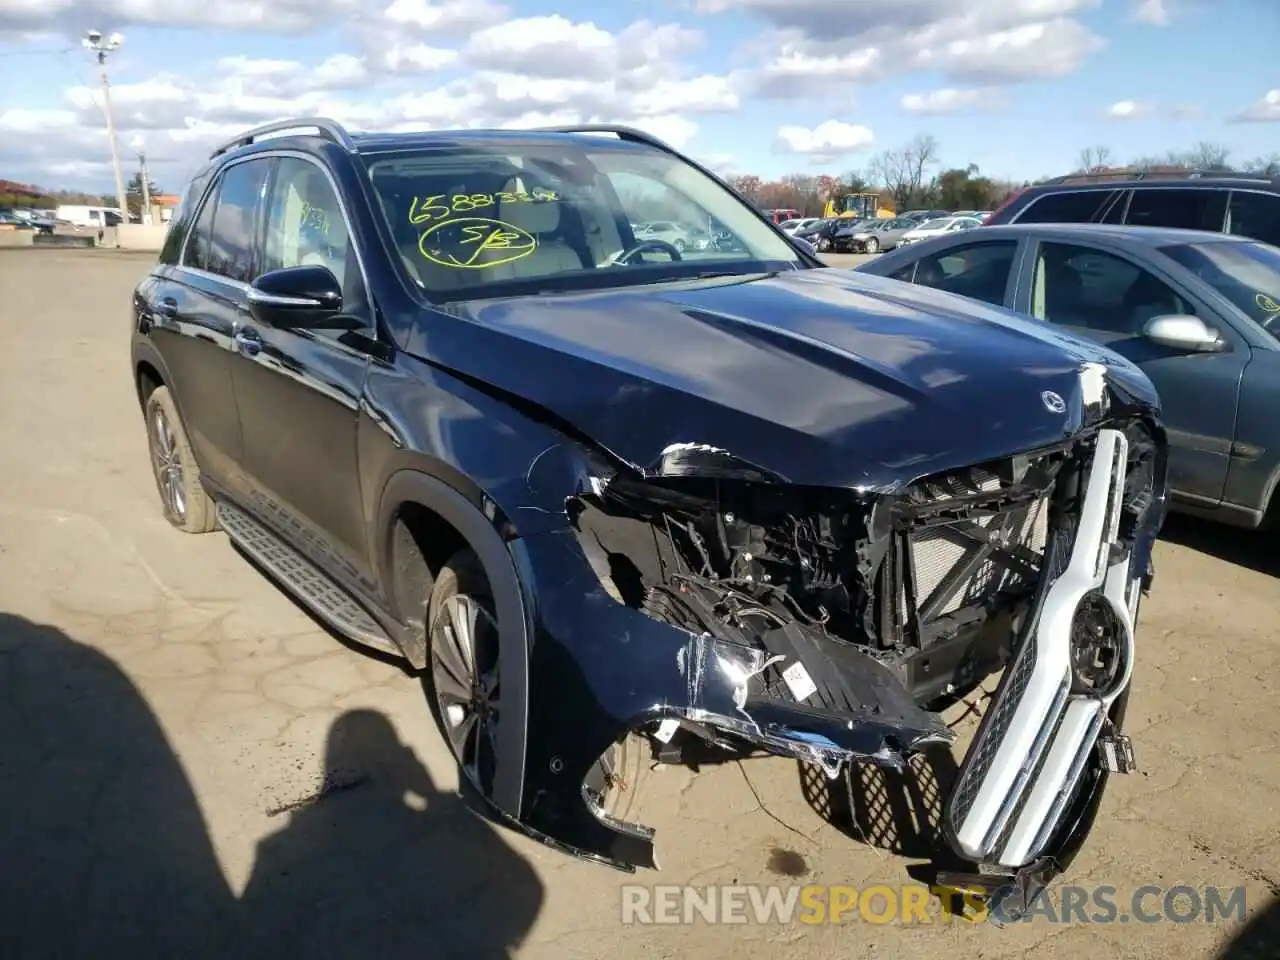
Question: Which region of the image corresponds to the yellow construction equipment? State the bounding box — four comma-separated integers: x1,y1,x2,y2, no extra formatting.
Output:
822,192,894,220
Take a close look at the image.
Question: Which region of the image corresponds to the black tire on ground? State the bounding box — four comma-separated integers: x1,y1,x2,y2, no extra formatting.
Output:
427,549,501,800
864,236,879,254
144,385,217,533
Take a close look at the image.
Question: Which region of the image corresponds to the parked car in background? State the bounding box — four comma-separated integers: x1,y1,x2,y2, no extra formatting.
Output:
130,117,1164,911
839,216,917,253
984,171,1280,248
55,204,124,229
635,220,703,252
779,217,822,235
899,208,948,222
858,222,1280,530
898,215,982,246
793,217,842,251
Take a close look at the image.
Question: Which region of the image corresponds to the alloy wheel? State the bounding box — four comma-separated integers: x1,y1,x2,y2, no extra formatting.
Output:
152,406,187,520
431,593,501,797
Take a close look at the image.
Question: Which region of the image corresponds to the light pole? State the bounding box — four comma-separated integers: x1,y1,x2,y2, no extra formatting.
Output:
131,136,152,224
82,29,129,222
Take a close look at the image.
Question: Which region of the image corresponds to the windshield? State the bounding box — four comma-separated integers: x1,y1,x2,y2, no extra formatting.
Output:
364,138,803,300
1160,241,1280,335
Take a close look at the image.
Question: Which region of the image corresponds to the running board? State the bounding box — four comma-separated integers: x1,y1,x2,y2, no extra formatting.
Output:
216,500,401,658
945,427,1138,870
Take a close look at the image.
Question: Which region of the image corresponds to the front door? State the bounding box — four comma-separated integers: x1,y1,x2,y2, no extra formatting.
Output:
1018,239,1248,503
227,155,377,589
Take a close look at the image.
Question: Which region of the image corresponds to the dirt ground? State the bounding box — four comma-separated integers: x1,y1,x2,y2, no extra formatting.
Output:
0,248,1276,959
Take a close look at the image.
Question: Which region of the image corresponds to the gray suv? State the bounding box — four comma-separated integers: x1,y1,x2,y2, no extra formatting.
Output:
985,172,1280,248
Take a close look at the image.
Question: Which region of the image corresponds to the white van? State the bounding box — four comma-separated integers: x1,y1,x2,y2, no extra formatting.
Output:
55,205,124,228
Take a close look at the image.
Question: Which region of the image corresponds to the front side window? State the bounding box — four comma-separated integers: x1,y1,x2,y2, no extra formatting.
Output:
909,240,1017,307
264,158,350,291
364,139,802,301
1160,240,1280,336
1031,241,1190,334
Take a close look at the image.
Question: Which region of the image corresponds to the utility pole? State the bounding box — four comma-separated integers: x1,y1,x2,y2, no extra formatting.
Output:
137,147,152,224
82,30,128,222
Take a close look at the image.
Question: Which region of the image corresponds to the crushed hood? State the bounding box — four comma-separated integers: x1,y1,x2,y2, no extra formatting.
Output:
406,267,1158,489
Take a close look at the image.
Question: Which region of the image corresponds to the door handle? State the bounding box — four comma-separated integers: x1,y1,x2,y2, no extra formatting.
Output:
233,328,262,356
156,298,178,318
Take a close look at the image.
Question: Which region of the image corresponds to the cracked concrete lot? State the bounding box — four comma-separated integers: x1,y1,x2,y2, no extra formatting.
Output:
0,248,1276,959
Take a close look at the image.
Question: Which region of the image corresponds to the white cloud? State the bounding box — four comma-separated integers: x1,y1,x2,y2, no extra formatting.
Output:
716,0,1105,96
0,10,734,188
775,120,873,161
1130,0,1170,25
0,0,363,34
900,87,1003,115
1106,99,1153,119
1231,90,1280,124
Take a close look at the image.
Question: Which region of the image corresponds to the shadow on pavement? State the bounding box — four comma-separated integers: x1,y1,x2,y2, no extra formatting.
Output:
1159,514,1279,577
1215,896,1280,960
0,613,544,960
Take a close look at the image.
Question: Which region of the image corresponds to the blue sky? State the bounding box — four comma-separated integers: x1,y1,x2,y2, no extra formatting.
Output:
0,0,1276,193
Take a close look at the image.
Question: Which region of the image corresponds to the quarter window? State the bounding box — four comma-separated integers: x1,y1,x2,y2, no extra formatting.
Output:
1015,190,1117,224
1226,191,1280,246
264,158,351,291
184,185,219,272
909,240,1018,307
1030,241,1191,334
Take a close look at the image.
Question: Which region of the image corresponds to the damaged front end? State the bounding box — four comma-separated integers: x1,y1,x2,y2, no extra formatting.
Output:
510,407,1165,911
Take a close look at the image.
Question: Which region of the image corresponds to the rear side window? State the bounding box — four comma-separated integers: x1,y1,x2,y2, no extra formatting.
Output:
1226,191,1280,246
1015,190,1117,224
206,161,268,283
908,240,1019,307
1124,188,1227,231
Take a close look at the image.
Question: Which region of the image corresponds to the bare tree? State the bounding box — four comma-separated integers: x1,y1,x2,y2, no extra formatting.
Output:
869,134,941,209
1179,140,1232,171
1242,153,1280,177
1078,145,1113,173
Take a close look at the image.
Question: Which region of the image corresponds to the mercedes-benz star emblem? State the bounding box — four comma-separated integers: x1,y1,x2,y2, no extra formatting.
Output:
1041,390,1066,414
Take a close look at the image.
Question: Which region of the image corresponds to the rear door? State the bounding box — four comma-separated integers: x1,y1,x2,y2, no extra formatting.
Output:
1014,238,1247,503
145,160,271,494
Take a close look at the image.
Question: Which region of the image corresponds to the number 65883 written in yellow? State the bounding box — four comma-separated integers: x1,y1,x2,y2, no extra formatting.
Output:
408,190,560,225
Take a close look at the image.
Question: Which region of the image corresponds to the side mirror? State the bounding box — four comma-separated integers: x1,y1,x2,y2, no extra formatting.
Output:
247,265,345,329
1141,314,1225,352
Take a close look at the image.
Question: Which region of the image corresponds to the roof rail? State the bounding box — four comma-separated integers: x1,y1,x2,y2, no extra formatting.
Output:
209,117,355,160
530,124,677,154
1041,168,1275,186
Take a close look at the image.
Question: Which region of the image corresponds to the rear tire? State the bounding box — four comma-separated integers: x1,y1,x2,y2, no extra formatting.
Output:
144,386,217,533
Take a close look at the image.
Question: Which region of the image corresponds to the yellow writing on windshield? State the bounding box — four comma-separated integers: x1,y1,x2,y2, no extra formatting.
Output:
408,190,559,225
418,217,537,269
1256,292,1280,314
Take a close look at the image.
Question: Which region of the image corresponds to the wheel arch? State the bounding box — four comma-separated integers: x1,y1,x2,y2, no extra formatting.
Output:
375,468,530,817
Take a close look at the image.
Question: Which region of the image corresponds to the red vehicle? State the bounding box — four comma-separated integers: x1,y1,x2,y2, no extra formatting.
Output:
764,207,799,224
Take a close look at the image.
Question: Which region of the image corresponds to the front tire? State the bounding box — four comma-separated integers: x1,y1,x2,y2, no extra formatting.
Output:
144,385,216,533
428,549,503,802
864,236,880,254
